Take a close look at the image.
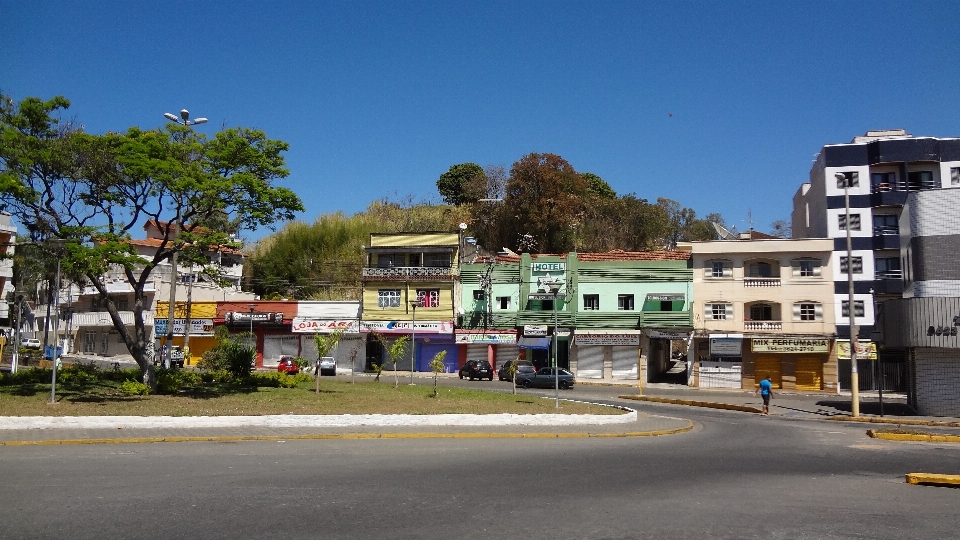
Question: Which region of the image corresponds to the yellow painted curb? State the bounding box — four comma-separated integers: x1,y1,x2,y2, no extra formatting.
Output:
867,430,960,443
829,416,960,428
619,395,763,414
905,473,960,487
0,422,694,446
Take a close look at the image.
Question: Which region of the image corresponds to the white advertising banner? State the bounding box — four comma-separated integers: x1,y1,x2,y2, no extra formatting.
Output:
575,333,640,346
360,320,453,334
454,333,518,344
291,318,360,334
155,318,215,336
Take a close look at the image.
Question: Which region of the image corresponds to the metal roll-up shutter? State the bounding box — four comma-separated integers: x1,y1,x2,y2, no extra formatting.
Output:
914,349,960,416
698,361,742,388
577,345,603,378
496,345,519,370
612,347,639,379
755,357,782,388
795,357,823,391
466,344,487,364
335,337,366,373
263,335,300,366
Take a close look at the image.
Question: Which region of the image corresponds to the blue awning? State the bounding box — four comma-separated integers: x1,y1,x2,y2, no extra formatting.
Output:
517,337,551,350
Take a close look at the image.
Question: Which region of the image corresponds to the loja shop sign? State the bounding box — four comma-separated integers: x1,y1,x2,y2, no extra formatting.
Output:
291,318,359,333
752,338,830,353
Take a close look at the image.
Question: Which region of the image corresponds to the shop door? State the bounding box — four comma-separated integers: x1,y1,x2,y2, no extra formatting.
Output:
913,349,960,417
795,357,823,391
612,347,640,379
755,357,782,389
576,345,603,379
419,343,458,373
495,345,520,371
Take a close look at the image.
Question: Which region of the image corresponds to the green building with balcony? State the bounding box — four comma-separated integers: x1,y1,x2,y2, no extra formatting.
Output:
458,250,693,383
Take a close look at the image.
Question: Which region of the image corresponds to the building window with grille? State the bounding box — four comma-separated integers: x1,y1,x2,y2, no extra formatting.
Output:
583,294,599,311
795,302,822,321
841,300,865,318
84,332,96,353
376,253,406,268
707,260,732,278
496,296,510,310
423,253,451,267
839,256,863,274
618,294,635,311
378,289,401,308
417,289,440,307
836,171,859,188
873,214,899,235
838,214,861,231
473,290,486,301
871,172,895,189
706,302,732,320
117,298,129,311
876,257,901,279
908,170,934,190
952,167,960,186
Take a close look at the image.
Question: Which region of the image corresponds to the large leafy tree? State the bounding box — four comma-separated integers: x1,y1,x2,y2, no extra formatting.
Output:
436,162,486,206
0,94,303,390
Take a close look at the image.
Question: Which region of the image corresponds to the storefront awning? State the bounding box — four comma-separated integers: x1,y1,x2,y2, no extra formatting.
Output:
517,337,551,349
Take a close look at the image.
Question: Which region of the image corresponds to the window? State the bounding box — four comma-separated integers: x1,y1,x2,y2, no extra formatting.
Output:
841,300,865,318
541,299,555,311
952,167,960,186
377,289,401,308
908,170,934,190
417,289,440,308
423,253,451,267
876,257,901,278
705,303,732,320
583,294,599,310
749,303,773,321
838,214,861,231
117,299,129,311
618,294,635,311
839,256,863,274
377,253,405,268
408,253,422,267
708,260,732,278
873,214,898,235
748,262,772,277
871,172,895,188
794,302,822,321
792,259,820,277
836,171,859,188
84,332,96,353
473,290,486,301
496,296,510,309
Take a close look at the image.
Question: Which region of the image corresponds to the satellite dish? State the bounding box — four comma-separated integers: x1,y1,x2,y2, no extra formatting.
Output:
712,222,737,240
458,223,467,230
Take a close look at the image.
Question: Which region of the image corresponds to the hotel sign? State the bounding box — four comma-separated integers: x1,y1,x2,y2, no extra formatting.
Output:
752,338,830,353
532,262,565,272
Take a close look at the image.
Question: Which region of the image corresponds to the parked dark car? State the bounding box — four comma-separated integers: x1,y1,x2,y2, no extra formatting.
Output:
277,356,300,374
514,367,575,389
497,360,536,382
459,359,493,381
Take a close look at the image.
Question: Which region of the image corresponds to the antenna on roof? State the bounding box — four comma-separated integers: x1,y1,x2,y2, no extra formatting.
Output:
711,222,736,240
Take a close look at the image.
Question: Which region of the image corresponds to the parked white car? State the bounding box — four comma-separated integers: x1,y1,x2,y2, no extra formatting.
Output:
20,338,41,350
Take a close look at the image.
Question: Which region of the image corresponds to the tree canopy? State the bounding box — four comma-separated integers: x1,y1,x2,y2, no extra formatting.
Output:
0,93,303,389
436,162,486,206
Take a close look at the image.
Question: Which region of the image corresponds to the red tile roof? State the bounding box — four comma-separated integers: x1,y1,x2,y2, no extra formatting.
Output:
487,250,690,263
128,237,243,255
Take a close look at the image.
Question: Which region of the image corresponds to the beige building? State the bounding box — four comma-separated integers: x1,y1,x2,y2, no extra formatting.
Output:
680,234,838,392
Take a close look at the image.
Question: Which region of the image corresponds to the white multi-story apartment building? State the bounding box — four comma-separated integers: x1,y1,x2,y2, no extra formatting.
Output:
792,129,960,392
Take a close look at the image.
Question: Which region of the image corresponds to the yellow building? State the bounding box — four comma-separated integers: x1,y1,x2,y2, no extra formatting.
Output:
155,301,218,365
361,232,460,373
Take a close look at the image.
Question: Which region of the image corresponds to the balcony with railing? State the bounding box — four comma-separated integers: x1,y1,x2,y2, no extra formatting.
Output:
361,266,457,281
743,320,782,331
743,278,781,287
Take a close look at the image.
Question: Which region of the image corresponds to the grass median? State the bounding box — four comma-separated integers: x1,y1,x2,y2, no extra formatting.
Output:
0,367,620,417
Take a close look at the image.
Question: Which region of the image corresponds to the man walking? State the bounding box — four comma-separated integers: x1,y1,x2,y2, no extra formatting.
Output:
754,375,773,416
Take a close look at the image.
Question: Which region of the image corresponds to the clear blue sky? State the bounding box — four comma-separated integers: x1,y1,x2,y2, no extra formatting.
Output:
4,1,960,242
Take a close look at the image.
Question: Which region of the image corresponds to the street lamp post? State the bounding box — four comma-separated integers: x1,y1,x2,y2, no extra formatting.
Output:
48,240,65,404
162,109,207,369
247,303,256,351
409,299,418,385
546,280,563,408
836,172,860,417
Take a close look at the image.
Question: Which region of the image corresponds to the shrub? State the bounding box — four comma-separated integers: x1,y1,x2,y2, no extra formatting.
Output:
0,367,51,386
156,369,202,394
199,369,233,384
246,371,300,388
118,379,149,396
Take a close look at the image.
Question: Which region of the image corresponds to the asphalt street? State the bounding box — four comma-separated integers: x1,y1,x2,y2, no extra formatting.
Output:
1,379,959,539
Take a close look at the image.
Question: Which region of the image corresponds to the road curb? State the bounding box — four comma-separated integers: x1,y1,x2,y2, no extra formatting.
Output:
619,395,763,414
905,473,960,487
827,416,960,428
0,421,694,446
867,430,960,443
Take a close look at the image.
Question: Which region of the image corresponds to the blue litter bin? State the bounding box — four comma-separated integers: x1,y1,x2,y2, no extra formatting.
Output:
43,345,63,359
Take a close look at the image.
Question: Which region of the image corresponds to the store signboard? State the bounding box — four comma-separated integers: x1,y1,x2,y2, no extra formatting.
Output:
454,333,517,344
752,338,830,353
291,318,360,333
575,333,640,346
709,335,743,357
524,325,548,336
360,321,453,334
837,340,878,360
155,318,215,336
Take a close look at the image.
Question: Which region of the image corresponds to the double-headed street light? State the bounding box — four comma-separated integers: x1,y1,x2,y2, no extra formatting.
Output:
546,279,563,409
164,109,208,126
836,172,860,418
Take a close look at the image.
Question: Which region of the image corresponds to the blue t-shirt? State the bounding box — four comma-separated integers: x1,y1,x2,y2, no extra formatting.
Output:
759,379,772,396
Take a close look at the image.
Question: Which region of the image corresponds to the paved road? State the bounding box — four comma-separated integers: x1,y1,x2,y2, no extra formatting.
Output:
2,385,959,539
